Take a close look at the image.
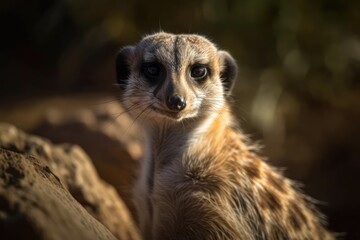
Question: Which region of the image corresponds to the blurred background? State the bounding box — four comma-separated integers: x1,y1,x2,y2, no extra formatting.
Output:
0,0,359,238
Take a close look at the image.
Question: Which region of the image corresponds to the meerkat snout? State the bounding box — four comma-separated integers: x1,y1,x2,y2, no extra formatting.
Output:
166,95,186,111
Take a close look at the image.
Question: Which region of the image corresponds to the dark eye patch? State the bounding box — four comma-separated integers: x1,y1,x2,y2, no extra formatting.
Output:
142,62,162,82
190,64,209,82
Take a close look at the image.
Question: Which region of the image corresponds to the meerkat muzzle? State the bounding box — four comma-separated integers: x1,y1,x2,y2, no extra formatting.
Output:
166,95,186,111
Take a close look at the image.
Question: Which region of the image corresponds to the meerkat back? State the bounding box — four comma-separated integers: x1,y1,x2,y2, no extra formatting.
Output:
116,32,335,240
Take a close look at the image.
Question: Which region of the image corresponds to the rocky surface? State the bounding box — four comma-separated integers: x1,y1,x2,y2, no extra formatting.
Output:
0,123,141,240
0,148,117,240
32,98,143,211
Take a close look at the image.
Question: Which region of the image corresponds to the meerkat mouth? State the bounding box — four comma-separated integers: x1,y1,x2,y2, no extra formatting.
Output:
150,106,182,119
150,106,197,121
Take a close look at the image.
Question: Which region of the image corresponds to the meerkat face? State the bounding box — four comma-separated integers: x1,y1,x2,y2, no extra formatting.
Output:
116,32,238,123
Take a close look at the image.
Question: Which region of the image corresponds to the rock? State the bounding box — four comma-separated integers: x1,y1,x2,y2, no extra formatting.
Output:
32,99,143,211
0,123,141,240
0,148,117,240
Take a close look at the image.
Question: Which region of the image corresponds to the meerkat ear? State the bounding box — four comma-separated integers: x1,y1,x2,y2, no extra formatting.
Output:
218,51,238,95
116,46,135,90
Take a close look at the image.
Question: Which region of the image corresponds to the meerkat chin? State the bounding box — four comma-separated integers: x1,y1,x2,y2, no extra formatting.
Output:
116,32,335,240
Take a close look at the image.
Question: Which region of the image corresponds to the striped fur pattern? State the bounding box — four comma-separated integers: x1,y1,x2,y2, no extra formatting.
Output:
116,32,334,240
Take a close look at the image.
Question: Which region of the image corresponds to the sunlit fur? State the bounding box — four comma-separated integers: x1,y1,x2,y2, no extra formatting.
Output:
117,32,335,240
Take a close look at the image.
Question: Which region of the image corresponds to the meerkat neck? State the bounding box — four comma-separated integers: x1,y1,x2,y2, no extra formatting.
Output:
143,104,233,161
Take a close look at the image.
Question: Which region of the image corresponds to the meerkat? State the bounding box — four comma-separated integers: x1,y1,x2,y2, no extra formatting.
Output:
116,32,335,240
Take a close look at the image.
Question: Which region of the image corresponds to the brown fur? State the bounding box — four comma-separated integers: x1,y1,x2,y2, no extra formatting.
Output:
116,32,335,240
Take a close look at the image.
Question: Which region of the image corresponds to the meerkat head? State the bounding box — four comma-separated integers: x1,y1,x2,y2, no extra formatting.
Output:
116,32,238,123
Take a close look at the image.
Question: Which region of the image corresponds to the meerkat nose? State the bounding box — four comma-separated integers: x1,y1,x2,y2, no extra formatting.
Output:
167,95,186,111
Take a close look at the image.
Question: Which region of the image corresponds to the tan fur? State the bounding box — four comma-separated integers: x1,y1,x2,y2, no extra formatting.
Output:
117,32,335,240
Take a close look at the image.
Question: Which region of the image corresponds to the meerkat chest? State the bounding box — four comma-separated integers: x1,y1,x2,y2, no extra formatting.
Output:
151,147,230,195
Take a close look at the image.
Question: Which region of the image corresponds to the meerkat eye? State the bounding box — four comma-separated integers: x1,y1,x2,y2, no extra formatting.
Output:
190,64,208,80
142,62,162,79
